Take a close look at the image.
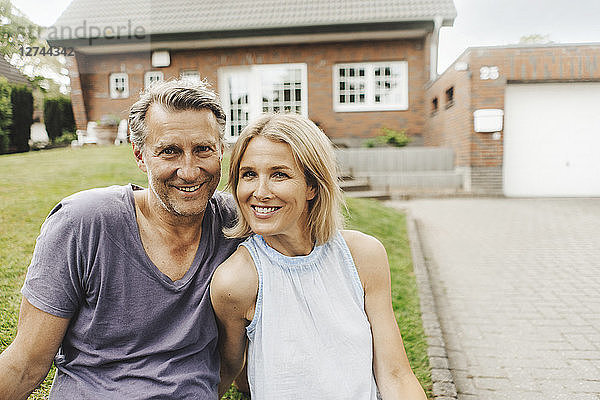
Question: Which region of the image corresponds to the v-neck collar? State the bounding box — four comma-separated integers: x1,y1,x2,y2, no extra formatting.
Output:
125,184,210,291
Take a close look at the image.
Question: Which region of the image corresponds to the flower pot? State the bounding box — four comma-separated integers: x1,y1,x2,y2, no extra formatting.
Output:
95,126,118,145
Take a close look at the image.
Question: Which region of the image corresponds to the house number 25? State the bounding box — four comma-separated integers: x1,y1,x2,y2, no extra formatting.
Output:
480,66,499,80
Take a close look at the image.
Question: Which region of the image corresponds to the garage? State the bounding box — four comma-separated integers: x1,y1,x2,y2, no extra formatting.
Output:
503,82,600,197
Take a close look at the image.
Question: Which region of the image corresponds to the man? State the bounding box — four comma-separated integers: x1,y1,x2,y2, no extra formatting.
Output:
0,79,243,399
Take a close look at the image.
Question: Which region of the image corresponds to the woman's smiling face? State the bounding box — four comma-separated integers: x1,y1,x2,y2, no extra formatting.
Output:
236,136,316,242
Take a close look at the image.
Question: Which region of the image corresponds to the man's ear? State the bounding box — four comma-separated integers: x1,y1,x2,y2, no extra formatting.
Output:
132,143,147,173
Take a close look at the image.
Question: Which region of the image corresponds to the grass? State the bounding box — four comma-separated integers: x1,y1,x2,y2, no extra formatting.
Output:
0,145,431,399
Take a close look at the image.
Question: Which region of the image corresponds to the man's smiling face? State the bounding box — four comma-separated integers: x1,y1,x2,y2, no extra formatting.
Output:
135,104,223,218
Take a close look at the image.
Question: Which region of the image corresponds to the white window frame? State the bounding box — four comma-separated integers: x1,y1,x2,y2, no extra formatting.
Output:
109,72,129,99
180,70,201,85
144,71,164,88
333,61,408,112
218,63,308,142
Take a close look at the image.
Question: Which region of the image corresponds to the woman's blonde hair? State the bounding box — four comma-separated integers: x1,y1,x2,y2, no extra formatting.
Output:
225,113,345,245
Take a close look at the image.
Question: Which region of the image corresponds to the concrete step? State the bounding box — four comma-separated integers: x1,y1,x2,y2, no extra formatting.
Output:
354,170,463,190
339,179,371,192
344,190,391,201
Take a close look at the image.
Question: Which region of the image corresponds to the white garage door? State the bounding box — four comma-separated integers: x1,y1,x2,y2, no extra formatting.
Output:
503,83,600,197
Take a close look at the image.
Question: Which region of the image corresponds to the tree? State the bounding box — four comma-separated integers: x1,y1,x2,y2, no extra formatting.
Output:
518,34,554,45
0,0,69,94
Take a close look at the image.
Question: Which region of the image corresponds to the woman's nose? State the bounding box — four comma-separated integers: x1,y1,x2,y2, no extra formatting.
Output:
253,177,272,200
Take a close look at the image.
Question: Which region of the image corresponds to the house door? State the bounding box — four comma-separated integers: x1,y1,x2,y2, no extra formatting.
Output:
503,82,600,197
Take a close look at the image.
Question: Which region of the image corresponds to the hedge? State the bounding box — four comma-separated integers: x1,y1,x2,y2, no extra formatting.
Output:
43,96,75,143
0,77,12,154
10,84,33,153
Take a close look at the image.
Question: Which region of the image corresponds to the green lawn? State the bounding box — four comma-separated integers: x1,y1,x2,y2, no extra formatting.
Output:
0,145,431,399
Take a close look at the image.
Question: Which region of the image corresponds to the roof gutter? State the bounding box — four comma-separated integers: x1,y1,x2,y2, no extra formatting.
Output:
47,21,435,54
429,15,444,81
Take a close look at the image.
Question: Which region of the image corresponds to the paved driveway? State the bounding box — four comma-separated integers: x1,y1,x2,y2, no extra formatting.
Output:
388,198,600,400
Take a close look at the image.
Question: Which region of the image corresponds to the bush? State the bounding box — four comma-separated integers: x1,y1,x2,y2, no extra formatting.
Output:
364,127,411,148
44,96,75,143
53,130,77,146
10,84,33,153
0,77,12,154
60,97,76,133
43,97,62,142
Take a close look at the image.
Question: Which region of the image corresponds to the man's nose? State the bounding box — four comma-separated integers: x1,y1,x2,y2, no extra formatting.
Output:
177,154,201,182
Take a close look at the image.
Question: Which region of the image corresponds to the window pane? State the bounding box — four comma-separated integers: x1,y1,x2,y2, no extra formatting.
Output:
261,67,303,115
373,64,403,105
225,73,250,138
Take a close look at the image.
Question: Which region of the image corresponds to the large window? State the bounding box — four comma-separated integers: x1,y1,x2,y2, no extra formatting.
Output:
218,64,307,141
333,61,408,112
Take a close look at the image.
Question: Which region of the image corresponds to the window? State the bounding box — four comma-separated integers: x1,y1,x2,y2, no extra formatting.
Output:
144,71,164,88
218,64,308,141
180,70,201,85
431,97,439,115
333,61,408,112
109,73,129,99
445,87,454,109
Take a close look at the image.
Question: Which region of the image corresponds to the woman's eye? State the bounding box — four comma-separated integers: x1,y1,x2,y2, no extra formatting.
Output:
273,172,289,178
241,171,256,178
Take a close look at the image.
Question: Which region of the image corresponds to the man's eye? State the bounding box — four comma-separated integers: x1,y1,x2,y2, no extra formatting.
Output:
197,146,212,153
161,148,176,155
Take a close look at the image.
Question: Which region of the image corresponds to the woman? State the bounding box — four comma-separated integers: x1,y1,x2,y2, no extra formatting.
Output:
211,113,426,399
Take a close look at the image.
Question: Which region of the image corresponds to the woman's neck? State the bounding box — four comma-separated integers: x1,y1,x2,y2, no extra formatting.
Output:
263,233,314,257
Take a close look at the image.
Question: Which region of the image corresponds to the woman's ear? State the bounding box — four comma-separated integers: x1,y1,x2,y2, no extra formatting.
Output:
306,185,317,201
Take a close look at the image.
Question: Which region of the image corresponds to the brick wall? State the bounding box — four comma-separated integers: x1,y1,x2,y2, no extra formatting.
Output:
71,38,429,142
423,52,472,167
424,44,600,194
67,54,89,131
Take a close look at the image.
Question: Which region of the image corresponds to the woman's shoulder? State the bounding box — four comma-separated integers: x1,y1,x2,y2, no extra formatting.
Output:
340,230,389,288
340,229,386,257
211,246,258,311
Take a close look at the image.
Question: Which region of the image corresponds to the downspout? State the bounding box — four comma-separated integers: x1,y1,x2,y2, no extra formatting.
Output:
430,15,444,81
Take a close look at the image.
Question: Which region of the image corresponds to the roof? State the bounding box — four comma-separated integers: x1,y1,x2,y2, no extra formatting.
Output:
0,58,29,85
50,0,456,39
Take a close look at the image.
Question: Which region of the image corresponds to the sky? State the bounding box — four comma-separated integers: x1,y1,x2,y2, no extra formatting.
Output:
10,0,600,73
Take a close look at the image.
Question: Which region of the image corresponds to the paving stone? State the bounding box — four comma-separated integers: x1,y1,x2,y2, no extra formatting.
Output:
433,381,457,397
389,198,600,399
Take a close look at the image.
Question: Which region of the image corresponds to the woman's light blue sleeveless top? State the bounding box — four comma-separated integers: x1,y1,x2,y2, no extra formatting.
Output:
241,232,378,399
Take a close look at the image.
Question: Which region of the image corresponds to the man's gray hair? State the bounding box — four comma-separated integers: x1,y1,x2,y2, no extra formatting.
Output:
128,78,226,150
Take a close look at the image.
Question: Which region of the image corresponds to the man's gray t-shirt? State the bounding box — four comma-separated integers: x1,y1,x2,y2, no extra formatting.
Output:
22,184,242,399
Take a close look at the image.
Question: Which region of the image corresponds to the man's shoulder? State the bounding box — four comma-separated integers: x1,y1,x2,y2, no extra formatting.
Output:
50,185,133,223
209,190,237,224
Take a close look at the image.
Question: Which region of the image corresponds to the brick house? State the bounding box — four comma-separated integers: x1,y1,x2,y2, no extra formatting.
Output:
425,44,600,197
47,0,456,147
